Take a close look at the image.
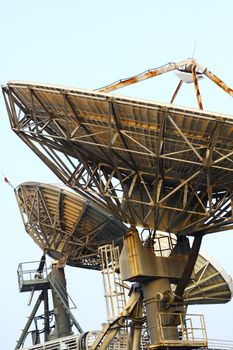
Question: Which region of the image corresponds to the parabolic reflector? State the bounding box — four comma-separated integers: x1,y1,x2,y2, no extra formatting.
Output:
15,182,127,269
4,81,233,234
184,252,233,305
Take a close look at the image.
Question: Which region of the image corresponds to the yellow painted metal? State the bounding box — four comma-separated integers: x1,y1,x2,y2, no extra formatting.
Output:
15,182,127,269
119,227,189,282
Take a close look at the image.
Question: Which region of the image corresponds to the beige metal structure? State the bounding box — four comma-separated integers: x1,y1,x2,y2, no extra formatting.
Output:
3,59,233,349
153,233,233,304
3,78,233,235
99,243,129,350
15,260,83,349
15,182,127,269
184,252,233,305
99,244,128,322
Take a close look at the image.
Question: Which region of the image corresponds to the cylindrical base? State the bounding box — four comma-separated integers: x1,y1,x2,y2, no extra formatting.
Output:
142,278,179,344
51,264,72,338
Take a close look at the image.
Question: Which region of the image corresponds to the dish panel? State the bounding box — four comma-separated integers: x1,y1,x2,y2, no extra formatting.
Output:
4,82,233,233
15,182,127,269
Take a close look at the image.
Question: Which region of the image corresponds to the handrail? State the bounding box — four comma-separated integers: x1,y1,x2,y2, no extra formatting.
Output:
156,312,207,347
20,331,233,350
21,334,79,350
207,338,233,350
47,272,83,333
17,261,51,291
47,272,77,309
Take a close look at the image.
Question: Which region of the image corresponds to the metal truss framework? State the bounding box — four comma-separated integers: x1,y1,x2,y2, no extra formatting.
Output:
184,252,233,304
15,182,126,269
3,59,233,236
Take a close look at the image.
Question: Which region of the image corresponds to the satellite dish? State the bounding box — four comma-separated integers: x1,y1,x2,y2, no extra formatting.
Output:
4,81,233,236
184,251,233,305
174,69,203,84
15,182,127,269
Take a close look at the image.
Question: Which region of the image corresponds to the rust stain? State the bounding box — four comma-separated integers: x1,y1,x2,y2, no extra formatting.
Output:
192,65,203,110
99,59,193,93
101,70,161,93
204,69,233,96
99,58,233,102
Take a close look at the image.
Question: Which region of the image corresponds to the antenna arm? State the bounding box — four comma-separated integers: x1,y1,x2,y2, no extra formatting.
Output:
204,68,233,97
98,59,194,93
195,62,233,97
99,59,233,99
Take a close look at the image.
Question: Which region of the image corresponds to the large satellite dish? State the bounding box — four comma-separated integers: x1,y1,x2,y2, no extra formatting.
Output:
15,182,126,269
3,80,233,235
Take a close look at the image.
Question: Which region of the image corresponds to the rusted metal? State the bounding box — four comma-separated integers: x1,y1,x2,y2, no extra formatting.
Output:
192,64,203,110
98,59,193,93
203,67,233,97
99,59,233,110
170,80,183,103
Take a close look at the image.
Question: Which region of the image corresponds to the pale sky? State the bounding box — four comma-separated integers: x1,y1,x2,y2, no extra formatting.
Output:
1,1,233,348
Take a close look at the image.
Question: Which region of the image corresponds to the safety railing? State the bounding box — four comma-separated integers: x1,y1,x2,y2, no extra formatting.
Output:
207,338,233,350
47,272,77,310
153,233,175,257
20,331,233,350
17,261,51,291
21,331,100,350
21,334,78,350
156,312,208,347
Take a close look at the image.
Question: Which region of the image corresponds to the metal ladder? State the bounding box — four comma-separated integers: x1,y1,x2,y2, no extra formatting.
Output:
99,243,128,322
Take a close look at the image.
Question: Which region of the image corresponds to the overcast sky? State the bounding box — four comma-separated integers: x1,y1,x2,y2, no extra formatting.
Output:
1,1,233,348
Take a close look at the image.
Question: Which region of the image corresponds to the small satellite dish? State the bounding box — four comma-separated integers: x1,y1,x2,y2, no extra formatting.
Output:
184,252,233,305
15,182,127,269
174,69,203,84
